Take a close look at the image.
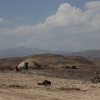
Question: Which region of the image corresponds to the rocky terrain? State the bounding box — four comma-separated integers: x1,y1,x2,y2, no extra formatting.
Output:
0,53,96,70
0,71,100,100
0,54,100,100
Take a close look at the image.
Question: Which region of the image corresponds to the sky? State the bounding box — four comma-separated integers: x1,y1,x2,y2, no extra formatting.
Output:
0,0,100,51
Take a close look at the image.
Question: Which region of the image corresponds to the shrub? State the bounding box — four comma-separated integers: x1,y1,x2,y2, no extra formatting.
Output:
66,66,71,69
72,66,77,69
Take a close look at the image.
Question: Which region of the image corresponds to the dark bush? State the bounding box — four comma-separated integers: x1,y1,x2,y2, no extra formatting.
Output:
66,66,71,69
72,66,77,69
38,80,51,86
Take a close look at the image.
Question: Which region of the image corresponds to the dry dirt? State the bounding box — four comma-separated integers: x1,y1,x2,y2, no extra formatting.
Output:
0,71,100,100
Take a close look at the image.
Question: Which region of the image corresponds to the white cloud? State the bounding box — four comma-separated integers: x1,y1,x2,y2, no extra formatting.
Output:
85,1,100,10
0,17,7,23
15,16,27,20
17,41,26,47
0,17,12,24
0,1,100,50
3,25,34,35
45,3,82,28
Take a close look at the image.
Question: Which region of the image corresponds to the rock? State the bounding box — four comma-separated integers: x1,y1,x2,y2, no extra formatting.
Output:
38,80,51,86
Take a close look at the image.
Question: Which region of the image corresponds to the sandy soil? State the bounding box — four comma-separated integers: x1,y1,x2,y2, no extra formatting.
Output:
0,71,100,100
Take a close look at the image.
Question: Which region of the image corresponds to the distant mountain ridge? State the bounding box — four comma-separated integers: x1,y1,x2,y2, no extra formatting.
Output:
0,47,70,58
0,47,100,59
67,50,100,59
0,47,50,58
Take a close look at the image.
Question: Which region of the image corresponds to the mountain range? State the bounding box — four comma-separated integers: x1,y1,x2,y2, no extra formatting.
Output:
67,50,100,59
0,47,100,59
0,47,70,58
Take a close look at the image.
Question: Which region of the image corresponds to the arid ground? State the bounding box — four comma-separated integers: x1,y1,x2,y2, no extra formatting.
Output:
0,54,100,100
0,69,100,100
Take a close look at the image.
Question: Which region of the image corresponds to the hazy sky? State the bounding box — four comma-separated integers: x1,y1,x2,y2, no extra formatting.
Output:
0,0,100,51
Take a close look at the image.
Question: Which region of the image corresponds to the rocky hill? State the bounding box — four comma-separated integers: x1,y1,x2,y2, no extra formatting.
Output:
0,54,96,71
67,50,100,59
